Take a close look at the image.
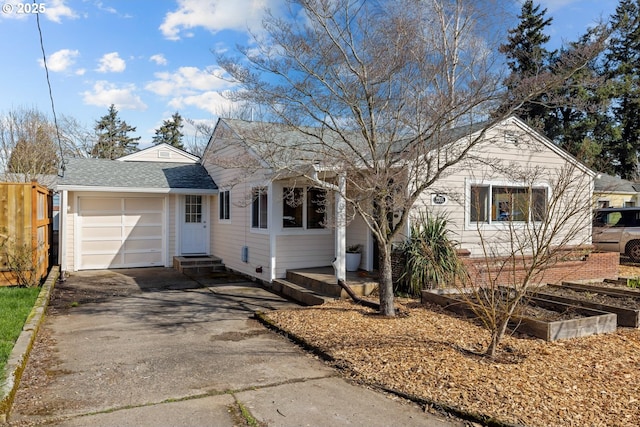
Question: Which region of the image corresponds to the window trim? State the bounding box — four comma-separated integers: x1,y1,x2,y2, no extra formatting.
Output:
251,187,268,230
218,190,230,221
466,180,550,229
281,186,327,231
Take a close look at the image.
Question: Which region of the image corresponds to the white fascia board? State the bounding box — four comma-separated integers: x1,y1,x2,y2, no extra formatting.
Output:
117,143,200,163
56,185,218,195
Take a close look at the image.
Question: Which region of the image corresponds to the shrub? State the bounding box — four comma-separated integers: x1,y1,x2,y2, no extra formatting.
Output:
397,211,465,296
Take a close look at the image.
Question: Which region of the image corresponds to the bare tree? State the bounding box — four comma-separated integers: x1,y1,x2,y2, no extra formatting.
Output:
58,114,96,158
459,159,594,357
216,0,606,316
0,107,59,181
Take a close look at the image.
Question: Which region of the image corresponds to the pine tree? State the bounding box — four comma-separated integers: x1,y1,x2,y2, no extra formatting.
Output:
545,33,617,172
152,112,184,149
91,104,140,159
605,0,640,179
499,0,555,131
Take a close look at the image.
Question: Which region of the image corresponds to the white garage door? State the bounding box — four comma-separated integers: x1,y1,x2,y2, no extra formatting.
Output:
78,196,165,269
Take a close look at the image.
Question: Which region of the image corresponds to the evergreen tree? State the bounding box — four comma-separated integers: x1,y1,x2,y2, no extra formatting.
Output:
152,112,184,149
499,0,555,132
91,104,140,159
605,0,640,179
545,33,617,172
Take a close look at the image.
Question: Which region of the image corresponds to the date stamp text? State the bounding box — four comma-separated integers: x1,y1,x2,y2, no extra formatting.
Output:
2,3,46,14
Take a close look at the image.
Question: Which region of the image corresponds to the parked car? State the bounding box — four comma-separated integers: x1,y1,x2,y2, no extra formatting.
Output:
592,207,640,261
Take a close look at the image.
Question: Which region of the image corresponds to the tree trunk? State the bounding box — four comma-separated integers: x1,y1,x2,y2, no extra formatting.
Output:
486,317,510,358
378,245,395,317
485,300,521,358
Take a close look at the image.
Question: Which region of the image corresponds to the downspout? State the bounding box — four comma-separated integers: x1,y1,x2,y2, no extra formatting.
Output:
334,174,346,283
59,190,67,280
268,181,277,282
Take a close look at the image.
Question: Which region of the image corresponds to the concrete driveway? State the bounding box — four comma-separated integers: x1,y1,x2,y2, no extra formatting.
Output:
6,268,460,427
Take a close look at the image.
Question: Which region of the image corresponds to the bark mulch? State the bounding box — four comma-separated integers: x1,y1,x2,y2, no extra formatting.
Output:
261,297,640,427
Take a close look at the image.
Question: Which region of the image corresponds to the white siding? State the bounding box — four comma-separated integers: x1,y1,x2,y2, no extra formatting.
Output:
346,213,370,271
274,234,335,278
414,119,593,257
210,181,271,280
118,144,197,163
168,194,177,258
63,196,75,271
205,126,278,280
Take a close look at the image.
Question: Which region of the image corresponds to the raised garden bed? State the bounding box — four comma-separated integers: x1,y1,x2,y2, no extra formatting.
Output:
421,288,617,341
565,280,640,297
531,283,640,328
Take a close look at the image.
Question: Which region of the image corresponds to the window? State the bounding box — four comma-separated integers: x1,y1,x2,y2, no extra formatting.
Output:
219,190,230,220
307,187,326,229
283,188,303,227
283,187,326,229
185,195,202,223
252,187,268,229
470,184,547,224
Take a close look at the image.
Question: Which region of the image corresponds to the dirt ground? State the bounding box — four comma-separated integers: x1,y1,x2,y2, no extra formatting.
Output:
263,264,640,427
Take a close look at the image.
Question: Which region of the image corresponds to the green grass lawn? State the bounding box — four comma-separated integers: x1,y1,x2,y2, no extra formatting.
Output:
0,286,40,382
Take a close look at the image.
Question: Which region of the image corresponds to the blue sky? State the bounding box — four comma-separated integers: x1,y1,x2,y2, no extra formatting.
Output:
0,0,620,150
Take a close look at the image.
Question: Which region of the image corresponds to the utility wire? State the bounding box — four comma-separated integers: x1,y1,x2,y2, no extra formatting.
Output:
35,5,66,176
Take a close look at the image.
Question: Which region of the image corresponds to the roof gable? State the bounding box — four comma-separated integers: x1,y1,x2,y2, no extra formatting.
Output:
117,143,199,163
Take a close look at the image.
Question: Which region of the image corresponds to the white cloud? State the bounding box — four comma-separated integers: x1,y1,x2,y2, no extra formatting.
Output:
45,0,79,23
39,49,79,72
82,81,147,111
159,0,276,40
169,91,234,116
96,52,126,73
145,66,232,97
95,1,117,14
150,54,168,66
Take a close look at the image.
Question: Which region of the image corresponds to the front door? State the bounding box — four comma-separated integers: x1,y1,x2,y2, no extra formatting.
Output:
181,195,209,254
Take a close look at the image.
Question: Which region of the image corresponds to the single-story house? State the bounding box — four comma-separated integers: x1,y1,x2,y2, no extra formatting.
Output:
200,116,600,284
57,117,614,286
594,173,640,208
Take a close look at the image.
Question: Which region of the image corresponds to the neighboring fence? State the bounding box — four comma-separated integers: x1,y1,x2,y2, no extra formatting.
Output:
0,182,53,286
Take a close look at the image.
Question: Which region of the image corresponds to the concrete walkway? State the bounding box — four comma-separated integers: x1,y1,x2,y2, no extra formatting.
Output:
5,268,461,427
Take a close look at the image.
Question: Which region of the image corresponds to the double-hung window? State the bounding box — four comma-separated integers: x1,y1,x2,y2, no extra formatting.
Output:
252,187,268,229
219,190,230,220
283,187,326,229
470,184,547,224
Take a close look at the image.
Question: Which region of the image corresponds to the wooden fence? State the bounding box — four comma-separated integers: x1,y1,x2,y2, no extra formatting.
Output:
0,182,53,286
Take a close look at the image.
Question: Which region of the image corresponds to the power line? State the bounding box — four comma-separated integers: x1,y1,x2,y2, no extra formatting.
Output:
35,6,66,176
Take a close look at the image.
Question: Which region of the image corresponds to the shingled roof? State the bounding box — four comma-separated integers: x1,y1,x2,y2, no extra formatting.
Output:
56,158,217,192
594,173,640,194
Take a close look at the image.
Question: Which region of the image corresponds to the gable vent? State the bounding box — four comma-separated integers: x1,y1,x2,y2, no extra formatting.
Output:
158,151,171,159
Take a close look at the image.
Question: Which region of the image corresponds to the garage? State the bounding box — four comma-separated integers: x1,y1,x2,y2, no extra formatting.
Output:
78,196,165,269
57,146,218,272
